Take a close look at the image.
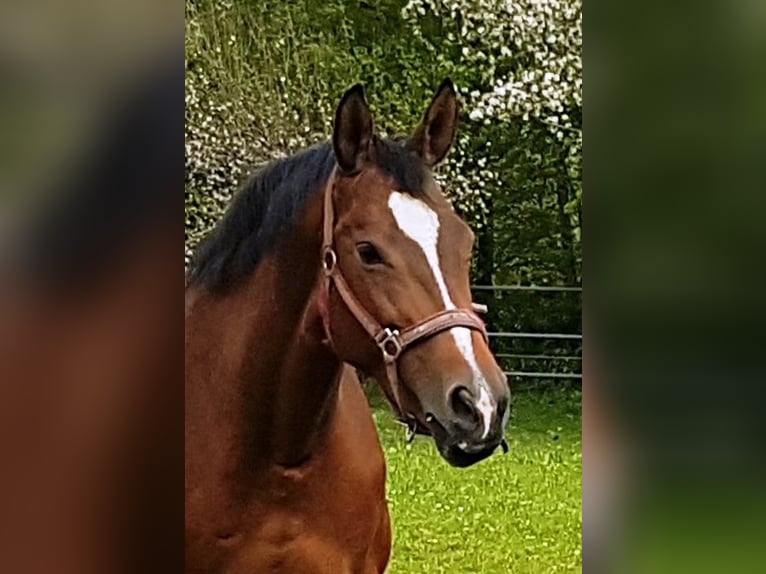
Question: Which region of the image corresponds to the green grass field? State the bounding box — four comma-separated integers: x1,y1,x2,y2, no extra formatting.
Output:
369,387,582,573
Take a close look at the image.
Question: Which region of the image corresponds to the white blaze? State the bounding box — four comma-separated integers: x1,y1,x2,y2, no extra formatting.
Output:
388,192,495,438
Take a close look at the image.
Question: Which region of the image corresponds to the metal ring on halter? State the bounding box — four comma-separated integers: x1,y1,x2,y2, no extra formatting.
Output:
322,247,337,274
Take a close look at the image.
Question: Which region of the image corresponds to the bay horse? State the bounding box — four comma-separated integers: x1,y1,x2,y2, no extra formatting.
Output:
185,79,510,573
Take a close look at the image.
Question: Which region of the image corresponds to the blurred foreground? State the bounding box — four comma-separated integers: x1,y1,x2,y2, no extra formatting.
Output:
0,2,183,573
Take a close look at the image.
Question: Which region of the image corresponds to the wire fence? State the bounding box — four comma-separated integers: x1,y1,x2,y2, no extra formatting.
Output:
471,284,582,384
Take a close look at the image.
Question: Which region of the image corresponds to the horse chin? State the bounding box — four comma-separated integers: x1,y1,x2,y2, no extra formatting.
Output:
437,441,498,468
426,416,500,468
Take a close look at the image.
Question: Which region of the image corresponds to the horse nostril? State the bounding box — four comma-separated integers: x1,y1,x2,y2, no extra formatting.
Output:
449,386,478,425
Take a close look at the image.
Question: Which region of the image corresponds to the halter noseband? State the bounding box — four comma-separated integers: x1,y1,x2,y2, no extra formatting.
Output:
319,167,489,431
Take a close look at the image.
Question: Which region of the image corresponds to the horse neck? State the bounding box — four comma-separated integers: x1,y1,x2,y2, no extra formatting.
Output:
185,191,342,476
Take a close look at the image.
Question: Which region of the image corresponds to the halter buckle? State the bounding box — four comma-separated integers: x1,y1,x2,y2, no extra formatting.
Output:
376,328,402,362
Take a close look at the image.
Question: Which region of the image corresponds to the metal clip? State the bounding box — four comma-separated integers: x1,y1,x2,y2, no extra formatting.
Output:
406,418,417,443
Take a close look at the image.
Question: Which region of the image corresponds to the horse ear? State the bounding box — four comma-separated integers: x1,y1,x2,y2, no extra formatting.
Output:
333,84,373,174
408,78,459,167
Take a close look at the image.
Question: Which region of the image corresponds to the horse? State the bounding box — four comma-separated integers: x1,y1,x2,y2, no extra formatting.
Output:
0,54,183,574
185,79,511,574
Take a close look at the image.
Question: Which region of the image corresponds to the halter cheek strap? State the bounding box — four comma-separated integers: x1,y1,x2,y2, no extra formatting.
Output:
319,167,489,427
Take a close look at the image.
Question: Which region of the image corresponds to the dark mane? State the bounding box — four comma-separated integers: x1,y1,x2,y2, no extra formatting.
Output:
187,136,428,292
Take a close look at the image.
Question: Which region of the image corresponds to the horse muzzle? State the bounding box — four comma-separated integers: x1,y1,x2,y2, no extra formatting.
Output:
424,395,510,468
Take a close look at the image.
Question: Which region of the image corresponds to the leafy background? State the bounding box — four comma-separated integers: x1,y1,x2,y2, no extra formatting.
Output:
185,0,582,358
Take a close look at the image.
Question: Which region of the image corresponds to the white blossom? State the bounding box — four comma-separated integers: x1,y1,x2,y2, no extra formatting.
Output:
402,0,582,132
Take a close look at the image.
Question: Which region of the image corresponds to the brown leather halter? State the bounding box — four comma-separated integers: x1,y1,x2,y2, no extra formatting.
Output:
319,167,489,433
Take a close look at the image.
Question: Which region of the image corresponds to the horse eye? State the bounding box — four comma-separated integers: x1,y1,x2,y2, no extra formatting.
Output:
356,242,384,266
